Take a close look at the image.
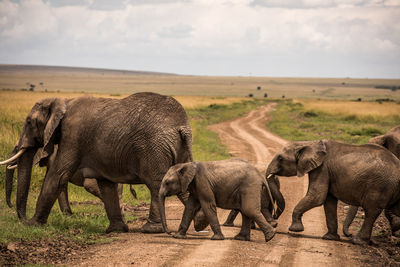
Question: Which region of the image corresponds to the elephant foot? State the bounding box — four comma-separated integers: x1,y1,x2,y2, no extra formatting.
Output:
322,232,340,241
352,235,370,246
223,221,234,227
269,220,278,228
62,209,73,216
289,221,304,232
211,233,225,240
234,233,250,241
173,232,187,239
194,210,209,231
106,222,129,233
264,229,276,242
343,228,352,237
26,218,44,226
141,221,164,233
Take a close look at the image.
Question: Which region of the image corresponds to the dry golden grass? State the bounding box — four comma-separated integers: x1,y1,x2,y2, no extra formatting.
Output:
297,99,400,117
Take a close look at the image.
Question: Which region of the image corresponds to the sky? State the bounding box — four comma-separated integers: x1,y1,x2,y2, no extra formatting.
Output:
0,0,399,78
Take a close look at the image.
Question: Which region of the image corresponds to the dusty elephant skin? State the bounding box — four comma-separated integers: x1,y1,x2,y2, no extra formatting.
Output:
266,139,400,245
0,92,210,233
159,158,285,242
343,125,400,237
4,145,132,216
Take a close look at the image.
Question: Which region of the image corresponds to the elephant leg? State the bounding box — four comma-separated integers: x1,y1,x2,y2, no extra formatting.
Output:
261,208,277,228
289,171,329,232
178,192,209,231
29,166,75,225
174,195,201,239
352,207,381,245
234,213,251,241
57,184,73,215
199,199,224,240
223,209,239,227
117,184,125,219
142,184,164,233
322,193,340,241
343,206,359,237
385,209,400,237
97,179,128,233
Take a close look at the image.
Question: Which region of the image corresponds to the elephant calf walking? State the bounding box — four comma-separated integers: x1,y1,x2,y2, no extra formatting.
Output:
159,159,285,242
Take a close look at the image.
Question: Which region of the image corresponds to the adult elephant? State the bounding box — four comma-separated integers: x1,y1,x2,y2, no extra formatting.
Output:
265,140,400,245
3,145,135,215
0,92,206,233
343,125,400,237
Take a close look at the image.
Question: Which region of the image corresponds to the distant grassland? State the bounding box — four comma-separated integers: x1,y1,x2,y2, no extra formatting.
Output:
1,64,400,100
268,100,399,144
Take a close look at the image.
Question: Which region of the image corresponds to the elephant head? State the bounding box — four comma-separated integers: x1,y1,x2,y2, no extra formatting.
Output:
158,162,197,234
266,140,327,178
369,126,400,159
0,98,66,220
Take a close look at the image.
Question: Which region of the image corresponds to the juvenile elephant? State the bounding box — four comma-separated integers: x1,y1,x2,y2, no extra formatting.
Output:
266,140,400,245
159,159,285,242
223,174,284,228
3,145,135,215
343,125,400,237
0,92,207,233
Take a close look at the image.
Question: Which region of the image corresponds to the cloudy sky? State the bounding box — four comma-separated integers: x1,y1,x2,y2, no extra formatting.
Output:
0,0,399,78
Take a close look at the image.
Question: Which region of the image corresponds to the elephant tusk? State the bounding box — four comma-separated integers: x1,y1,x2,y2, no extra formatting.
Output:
0,149,26,165
266,174,273,180
7,164,18,170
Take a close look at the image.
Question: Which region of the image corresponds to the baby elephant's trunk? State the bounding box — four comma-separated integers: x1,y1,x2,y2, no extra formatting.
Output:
267,175,285,219
158,192,171,234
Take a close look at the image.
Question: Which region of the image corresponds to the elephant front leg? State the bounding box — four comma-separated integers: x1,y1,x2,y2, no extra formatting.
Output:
352,208,381,245
199,200,224,240
343,205,359,237
97,179,128,233
223,209,239,227
178,192,209,231
322,193,340,241
174,196,201,239
289,172,329,232
234,213,251,241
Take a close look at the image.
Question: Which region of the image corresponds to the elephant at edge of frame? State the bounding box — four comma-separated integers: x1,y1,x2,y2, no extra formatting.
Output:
0,92,208,233
343,125,400,237
158,159,285,242
265,139,400,245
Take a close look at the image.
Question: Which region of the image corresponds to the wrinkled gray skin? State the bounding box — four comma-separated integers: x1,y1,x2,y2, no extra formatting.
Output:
159,159,285,242
266,140,400,245
5,145,134,215
2,92,207,233
223,174,284,228
343,125,400,237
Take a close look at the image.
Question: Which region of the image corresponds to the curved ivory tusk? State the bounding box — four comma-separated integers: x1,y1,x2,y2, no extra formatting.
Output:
7,164,18,170
266,174,273,180
0,149,26,165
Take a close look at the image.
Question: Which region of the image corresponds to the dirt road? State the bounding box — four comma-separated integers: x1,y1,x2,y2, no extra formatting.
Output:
67,104,370,266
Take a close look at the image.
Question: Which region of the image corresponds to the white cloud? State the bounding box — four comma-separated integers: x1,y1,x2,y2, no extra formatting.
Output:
0,0,399,77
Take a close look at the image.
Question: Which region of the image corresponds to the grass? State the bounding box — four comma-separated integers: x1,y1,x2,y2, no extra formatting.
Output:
0,91,268,244
267,100,399,144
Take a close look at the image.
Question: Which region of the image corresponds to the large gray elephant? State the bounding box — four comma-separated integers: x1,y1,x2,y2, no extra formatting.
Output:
0,92,207,233
265,140,400,245
343,125,400,237
4,145,135,215
159,159,285,242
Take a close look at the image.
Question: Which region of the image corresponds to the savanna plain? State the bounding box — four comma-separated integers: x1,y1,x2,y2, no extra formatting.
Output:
0,65,400,266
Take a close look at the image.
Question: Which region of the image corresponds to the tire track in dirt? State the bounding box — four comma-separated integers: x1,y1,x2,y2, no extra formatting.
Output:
66,103,369,266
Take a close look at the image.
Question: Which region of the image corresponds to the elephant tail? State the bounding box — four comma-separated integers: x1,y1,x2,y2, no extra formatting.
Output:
178,126,194,162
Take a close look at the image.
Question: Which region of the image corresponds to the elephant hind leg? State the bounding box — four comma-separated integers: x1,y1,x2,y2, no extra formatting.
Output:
58,184,73,215
352,207,382,245
385,209,400,236
241,199,275,242
343,206,359,237
234,213,251,241
322,193,340,241
141,185,164,233
223,209,239,227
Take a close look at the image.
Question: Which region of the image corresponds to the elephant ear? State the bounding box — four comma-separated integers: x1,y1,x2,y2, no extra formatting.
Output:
296,140,326,177
41,98,66,161
178,163,197,193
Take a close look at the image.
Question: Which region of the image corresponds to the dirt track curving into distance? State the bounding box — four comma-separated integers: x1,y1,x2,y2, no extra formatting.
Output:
66,103,370,266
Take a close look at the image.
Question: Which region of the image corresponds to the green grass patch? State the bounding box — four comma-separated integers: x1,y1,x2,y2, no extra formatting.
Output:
267,100,397,144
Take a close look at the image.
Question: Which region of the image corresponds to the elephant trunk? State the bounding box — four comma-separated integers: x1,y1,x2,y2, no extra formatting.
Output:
5,165,15,208
16,148,36,221
269,177,285,219
158,191,171,234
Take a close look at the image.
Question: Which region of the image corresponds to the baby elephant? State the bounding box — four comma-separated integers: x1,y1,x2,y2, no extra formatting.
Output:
159,159,284,242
